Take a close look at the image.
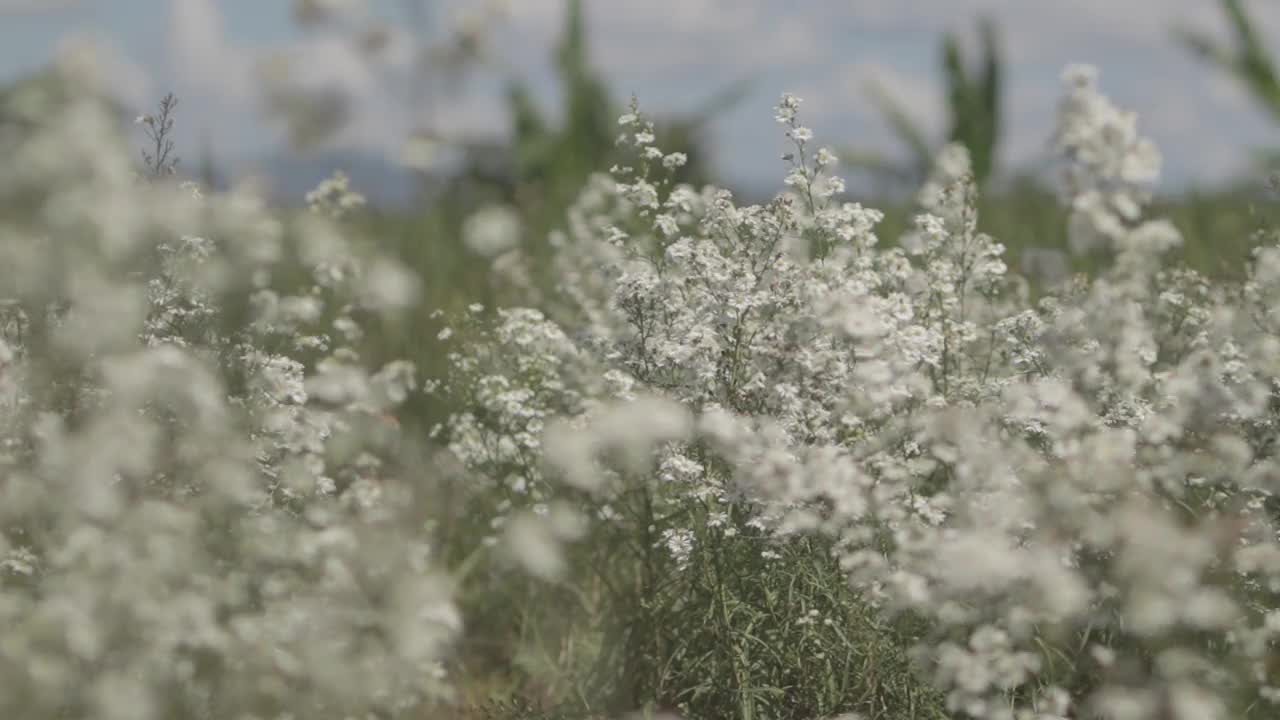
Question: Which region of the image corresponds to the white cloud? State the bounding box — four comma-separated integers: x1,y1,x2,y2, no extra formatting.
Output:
55,34,153,110
157,0,514,166
170,0,254,106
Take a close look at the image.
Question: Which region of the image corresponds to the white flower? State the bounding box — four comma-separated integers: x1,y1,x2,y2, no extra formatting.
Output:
463,205,522,257
789,126,813,142
775,92,802,124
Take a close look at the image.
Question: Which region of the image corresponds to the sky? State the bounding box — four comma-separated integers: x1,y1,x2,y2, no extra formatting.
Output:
1,0,1278,199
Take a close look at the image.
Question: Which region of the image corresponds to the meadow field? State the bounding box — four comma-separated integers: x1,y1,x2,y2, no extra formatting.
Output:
2,2,1280,719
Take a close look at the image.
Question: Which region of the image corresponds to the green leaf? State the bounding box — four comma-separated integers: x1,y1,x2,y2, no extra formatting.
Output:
1175,26,1237,70
973,15,1003,183
942,17,1003,185
1176,0,1280,124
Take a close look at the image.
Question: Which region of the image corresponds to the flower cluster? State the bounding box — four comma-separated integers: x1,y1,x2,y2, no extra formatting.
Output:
1054,64,1164,255
440,66,1280,720
0,59,458,719
8,32,1280,720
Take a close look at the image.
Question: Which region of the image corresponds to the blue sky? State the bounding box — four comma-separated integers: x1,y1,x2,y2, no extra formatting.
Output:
2,0,1278,196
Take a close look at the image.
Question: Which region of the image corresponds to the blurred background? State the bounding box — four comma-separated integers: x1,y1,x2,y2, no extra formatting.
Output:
2,0,1279,290
2,0,1278,204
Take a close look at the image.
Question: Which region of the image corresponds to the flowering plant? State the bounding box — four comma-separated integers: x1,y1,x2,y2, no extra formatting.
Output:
6,31,1280,720
0,58,459,720
438,68,1280,720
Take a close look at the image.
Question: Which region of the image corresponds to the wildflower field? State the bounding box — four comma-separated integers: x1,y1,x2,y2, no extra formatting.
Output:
4,2,1280,719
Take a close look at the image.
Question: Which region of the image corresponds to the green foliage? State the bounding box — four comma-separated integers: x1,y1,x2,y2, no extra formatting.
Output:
491,0,743,237
942,17,1002,186
855,16,1004,190
1176,0,1280,176
614,529,946,720
873,178,1280,285
1176,0,1280,126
